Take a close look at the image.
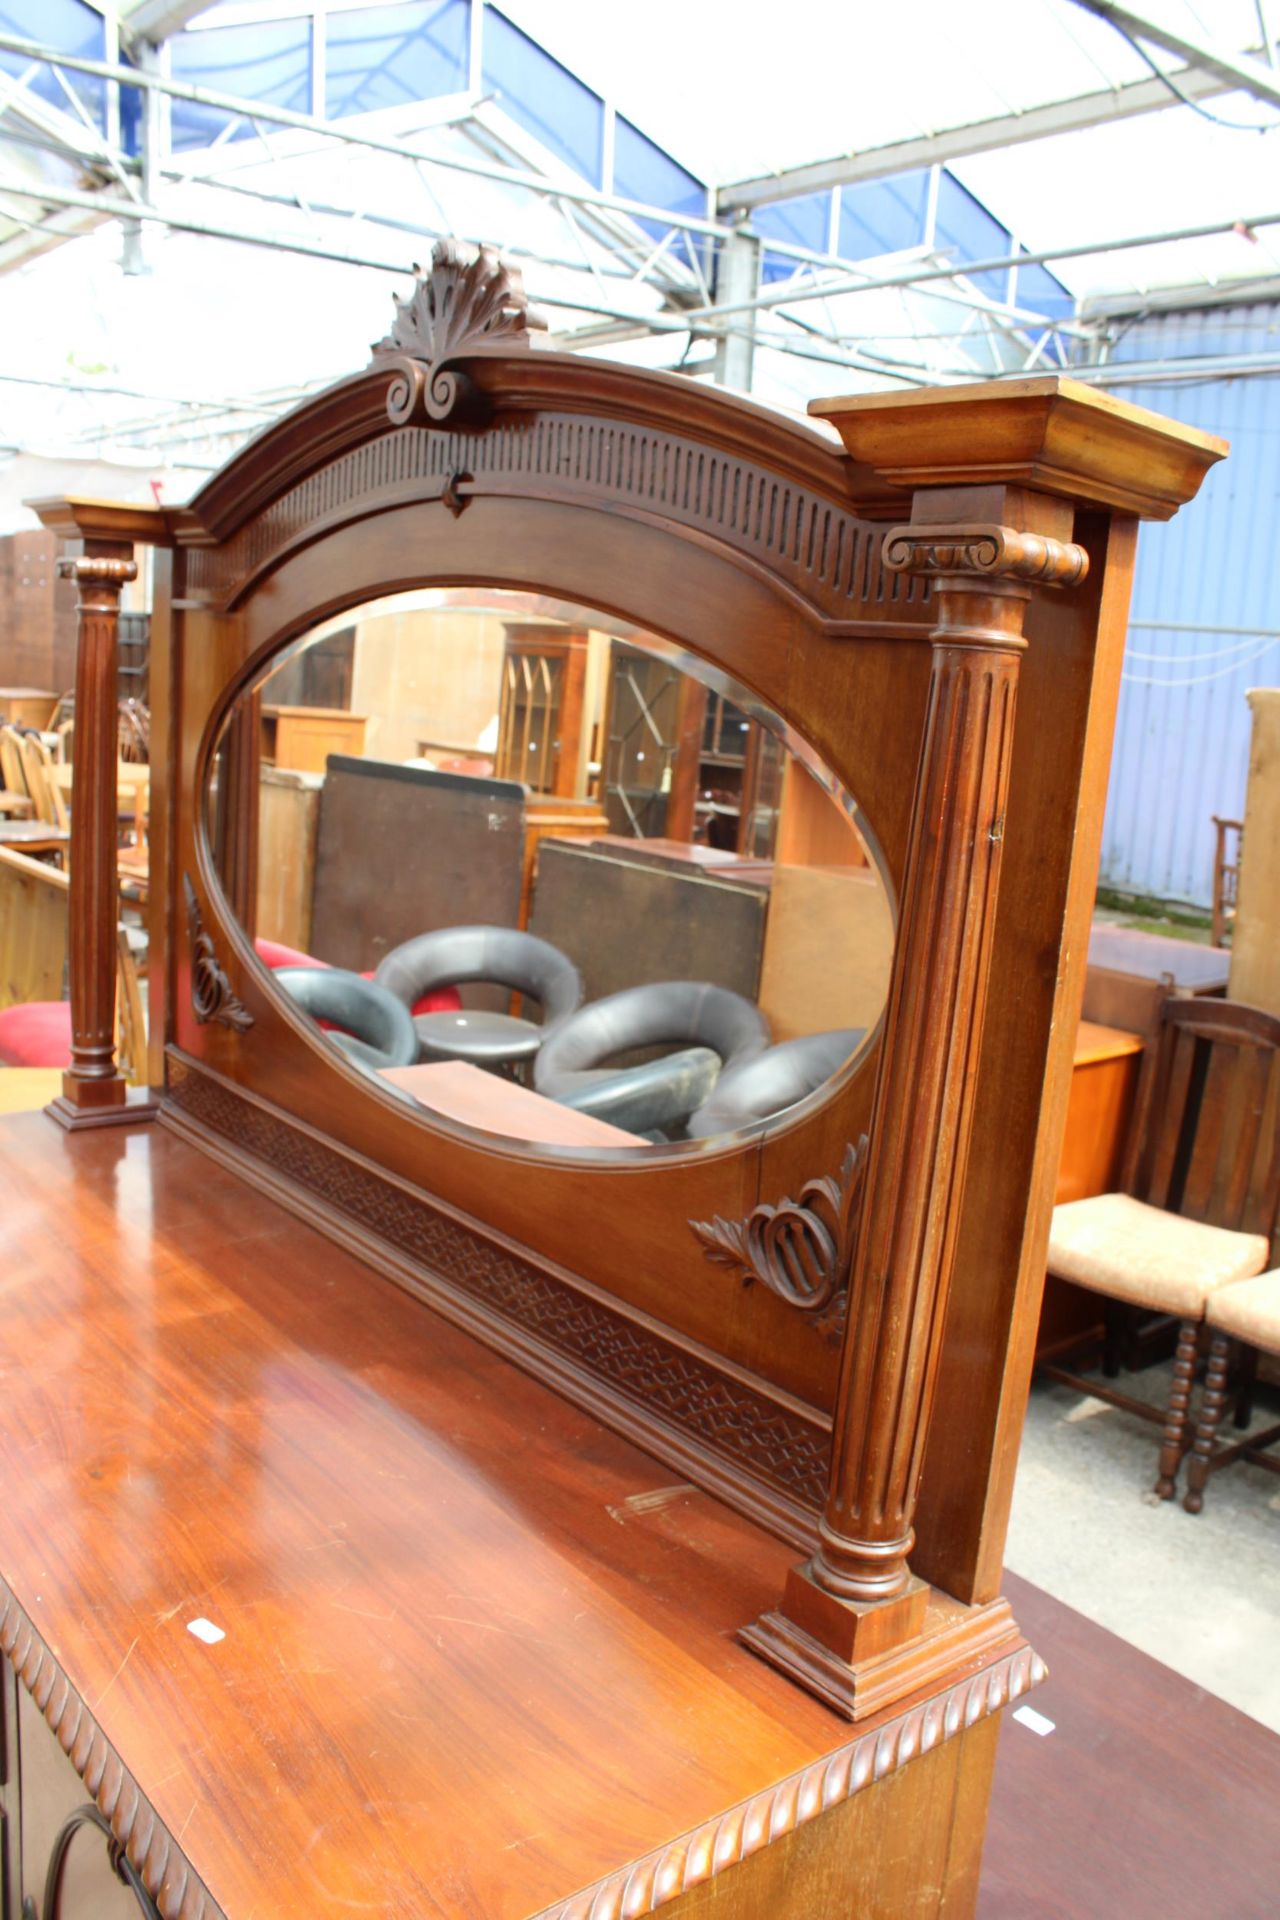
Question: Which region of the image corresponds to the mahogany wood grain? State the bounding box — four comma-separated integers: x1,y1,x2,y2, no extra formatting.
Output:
146,547,176,1092
0,1113,1034,1920
746,506,1099,1706
914,509,1143,1605
49,546,135,1125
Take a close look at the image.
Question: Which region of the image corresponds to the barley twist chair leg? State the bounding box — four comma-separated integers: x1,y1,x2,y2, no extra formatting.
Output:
1156,1318,1199,1500
1184,1329,1231,1514
1233,1343,1258,1430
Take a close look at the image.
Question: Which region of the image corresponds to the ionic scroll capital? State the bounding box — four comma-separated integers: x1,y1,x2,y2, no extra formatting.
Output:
882,523,1088,588
56,556,138,590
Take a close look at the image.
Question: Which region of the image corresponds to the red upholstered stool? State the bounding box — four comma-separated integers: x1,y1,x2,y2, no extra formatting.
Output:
0,1001,72,1068
254,938,327,971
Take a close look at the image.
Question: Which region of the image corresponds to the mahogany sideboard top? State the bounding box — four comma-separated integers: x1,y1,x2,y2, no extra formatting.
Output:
0,1111,1031,1920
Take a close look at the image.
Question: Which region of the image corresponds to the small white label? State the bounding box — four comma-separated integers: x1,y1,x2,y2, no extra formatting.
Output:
187,1618,225,1645
1012,1704,1055,1736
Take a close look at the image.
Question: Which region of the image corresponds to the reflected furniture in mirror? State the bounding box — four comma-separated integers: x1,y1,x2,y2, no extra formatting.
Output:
259,701,368,773
0,240,1225,1918
376,924,583,1070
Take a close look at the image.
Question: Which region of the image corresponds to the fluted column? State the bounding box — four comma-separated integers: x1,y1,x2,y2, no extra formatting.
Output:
47,545,136,1128
743,522,1087,1716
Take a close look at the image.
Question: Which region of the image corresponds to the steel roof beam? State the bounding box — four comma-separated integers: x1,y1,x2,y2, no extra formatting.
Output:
0,30,730,242
718,63,1234,211
117,1,215,52
1070,1,1280,108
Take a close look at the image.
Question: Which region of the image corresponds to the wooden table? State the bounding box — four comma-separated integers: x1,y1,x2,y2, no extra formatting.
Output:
1088,924,1230,996
49,758,149,817
383,1059,645,1146
982,1571,1280,1916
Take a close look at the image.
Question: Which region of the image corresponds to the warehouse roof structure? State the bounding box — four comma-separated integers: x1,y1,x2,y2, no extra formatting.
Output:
1,0,1279,499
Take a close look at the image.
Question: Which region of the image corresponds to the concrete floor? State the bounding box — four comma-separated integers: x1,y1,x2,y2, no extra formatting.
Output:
1006,1364,1280,1733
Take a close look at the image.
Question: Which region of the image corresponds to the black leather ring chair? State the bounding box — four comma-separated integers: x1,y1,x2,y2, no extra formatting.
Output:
274,966,419,1073
374,926,582,1069
686,1027,864,1139
534,982,770,1137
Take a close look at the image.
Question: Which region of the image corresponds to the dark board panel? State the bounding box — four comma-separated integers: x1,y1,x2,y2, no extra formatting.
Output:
310,756,526,976
529,839,768,1008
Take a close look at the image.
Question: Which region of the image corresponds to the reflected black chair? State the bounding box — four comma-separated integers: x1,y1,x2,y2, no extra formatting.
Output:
374,925,582,1070
686,1027,864,1139
534,982,770,1137
274,966,419,1072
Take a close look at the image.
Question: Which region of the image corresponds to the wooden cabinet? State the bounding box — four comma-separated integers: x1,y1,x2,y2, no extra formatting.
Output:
1055,1020,1145,1207
259,704,367,774
0,687,58,730
494,623,590,798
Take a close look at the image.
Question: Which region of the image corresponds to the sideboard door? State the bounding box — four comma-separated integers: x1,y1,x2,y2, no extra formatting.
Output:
17,1685,150,1919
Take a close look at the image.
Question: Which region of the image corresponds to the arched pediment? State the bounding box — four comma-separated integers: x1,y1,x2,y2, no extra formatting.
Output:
169,240,924,628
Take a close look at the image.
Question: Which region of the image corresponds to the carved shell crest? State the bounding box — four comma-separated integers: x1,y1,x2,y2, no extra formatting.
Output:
375,237,547,362
690,1137,868,1317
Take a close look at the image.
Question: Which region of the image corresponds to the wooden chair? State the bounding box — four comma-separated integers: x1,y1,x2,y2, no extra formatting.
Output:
1179,1269,1280,1512
17,730,69,831
0,724,34,818
0,845,67,1009
1211,815,1242,947
1044,997,1280,1498
0,847,145,1082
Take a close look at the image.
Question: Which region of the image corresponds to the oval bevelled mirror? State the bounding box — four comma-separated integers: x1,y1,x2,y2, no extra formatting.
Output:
205,589,892,1155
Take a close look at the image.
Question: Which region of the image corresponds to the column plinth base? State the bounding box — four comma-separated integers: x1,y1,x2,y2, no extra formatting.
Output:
741,1567,1023,1722
47,1084,160,1132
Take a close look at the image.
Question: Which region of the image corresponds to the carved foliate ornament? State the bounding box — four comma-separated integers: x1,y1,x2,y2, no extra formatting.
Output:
371,237,548,426
184,877,253,1034
690,1137,868,1318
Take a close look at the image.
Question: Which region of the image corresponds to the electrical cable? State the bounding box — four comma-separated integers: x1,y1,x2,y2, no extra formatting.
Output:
1121,636,1280,685
1126,631,1280,662
1106,17,1280,133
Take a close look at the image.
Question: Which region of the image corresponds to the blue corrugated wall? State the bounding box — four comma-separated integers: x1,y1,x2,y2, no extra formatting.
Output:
1099,303,1280,907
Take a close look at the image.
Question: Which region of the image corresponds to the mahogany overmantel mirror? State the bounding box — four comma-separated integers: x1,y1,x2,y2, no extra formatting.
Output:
30,238,1224,1844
